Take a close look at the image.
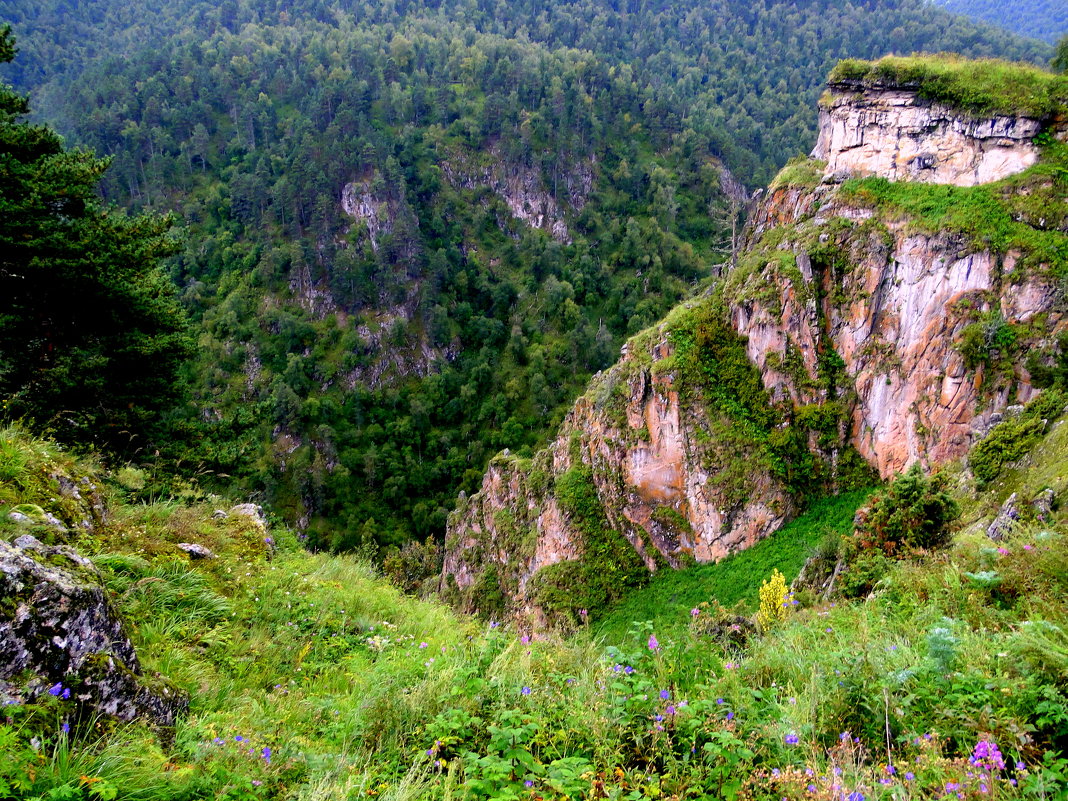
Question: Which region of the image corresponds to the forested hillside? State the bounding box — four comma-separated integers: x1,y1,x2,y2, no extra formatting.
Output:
0,0,1054,549
934,0,1067,44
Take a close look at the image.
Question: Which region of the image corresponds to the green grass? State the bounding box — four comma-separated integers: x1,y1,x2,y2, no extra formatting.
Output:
838,138,1068,272
5,431,1068,800
594,489,874,642
829,54,1068,118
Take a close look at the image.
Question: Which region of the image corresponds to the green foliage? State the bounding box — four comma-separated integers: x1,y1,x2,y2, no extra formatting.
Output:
595,489,874,641
854,464,961,553
839,136,1068,272
529,467,648,624
958,312,1019,371
935,0,1067,45
970,389,1068,485
5,431,1068,799
829,54,1068,117
0,0,1054,545
0,26,192,452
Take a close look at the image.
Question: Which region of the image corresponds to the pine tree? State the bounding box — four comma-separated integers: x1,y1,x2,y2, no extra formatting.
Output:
0,26,192,451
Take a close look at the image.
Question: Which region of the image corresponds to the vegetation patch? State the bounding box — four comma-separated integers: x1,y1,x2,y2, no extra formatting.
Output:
971,389,1068,485
529,466,649,625
829,54,1068,118
595,489,874,641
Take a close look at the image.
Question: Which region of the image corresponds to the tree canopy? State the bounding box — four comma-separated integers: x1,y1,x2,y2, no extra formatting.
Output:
0,25,191,451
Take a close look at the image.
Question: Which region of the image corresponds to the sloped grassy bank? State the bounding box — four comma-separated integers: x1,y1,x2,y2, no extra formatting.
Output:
2,427,1067,800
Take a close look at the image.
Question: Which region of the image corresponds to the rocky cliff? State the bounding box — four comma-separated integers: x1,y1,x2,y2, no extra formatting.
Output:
442,56,1068,625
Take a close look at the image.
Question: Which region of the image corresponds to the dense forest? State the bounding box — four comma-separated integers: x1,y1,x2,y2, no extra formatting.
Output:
934,0,1067,44
0,0,1055,550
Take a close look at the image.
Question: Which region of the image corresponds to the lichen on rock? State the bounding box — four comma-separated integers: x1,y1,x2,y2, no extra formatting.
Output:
0,535,187,725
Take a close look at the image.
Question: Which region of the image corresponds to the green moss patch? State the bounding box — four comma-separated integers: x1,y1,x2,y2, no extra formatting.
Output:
829,55,1068,119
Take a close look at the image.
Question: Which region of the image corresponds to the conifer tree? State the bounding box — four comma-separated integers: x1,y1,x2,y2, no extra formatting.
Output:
0,25,192,450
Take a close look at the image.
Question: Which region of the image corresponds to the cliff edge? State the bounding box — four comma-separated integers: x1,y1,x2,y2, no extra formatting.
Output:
442,55,1068,626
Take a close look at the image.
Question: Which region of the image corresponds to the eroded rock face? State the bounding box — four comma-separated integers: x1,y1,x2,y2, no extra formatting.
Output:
812,83,1042,186
0,535,187,725
442,318,794,622
732,185,1064,479
440,147,593,243
444,79,1065,624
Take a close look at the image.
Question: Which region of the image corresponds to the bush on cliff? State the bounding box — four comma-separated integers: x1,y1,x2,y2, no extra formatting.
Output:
854,463,960,553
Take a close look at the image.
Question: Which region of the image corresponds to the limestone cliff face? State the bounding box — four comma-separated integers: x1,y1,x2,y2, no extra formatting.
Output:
443,74,1067,623
812,81,1043,186
442,309,797,624
733,184,1063,478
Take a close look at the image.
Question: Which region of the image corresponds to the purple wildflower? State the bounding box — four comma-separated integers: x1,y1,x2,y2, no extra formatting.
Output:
524,780,533,788
659,689,670,700
48,683,63,697
905,772,914,781
648,634,660,652
785,733,799,745
521,686,531,695
665,705,676,715
262,746,271,763
691,607,700,617
624,665,634,674
61,722,70,733
970,739,1006,772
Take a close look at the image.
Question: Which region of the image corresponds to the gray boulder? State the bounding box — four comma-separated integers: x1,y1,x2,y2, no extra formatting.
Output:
987,493,1020,541
0,535,187,725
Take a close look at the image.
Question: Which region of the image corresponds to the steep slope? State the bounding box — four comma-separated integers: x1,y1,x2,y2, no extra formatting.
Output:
0,0,1053,550
934,0,1068,44
443,56,1068,625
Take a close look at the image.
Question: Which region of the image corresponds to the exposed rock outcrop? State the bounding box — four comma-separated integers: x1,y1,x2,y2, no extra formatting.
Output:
813,82,1043,186
444,62,1067,623
0,535,187,725
441,147,593,243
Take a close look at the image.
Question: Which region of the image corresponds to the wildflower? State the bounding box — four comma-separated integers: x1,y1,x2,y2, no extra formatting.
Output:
213,738,225,745
252,781,262,787
772,768,780,777
660,689,670,700
521,635,530,644
807,785,816,793
48,683,63,697
1023,544,1033,551
654,714,664,722
691,608,700,617
235,735,245,742
489,621,499,629
613,664,622,672
524,780,533,788
785,733,799,745
419,642,428,649
716,698,725,705
847,793,864,801
62,688,70,699
264,536,274,545
579,609,588,619
1016,761,1026,771
970,739,1006,772
648,634,660,652
726,711,735,720
521,686,531,695
624,665,634,674
665,705,676,715
886,765,895,775
61,722,69,733
840,731,851,741
724,662,738,670
997,547,1009,555
904,772,914,781
262,747,271,763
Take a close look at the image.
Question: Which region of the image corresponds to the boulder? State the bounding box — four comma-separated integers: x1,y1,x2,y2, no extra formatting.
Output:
0,535,187,724
987,493,1020,541
1031,488,1055,522
176,542,217,560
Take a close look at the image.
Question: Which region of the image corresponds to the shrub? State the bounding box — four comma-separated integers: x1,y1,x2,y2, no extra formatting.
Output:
854,464,960,553
756,568,790,630
970,389,1066,485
